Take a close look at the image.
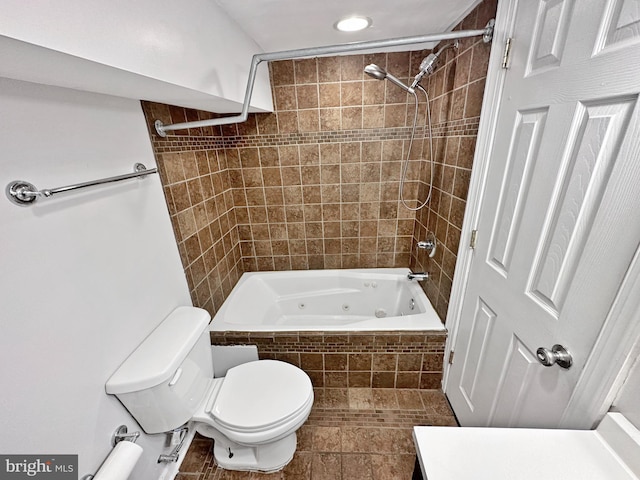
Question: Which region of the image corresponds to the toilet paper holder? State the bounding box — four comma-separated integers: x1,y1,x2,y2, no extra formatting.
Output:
81,425,142,480
112,425,140,446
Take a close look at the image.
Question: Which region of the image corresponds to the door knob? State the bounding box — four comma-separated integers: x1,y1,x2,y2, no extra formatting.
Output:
536,344,572,369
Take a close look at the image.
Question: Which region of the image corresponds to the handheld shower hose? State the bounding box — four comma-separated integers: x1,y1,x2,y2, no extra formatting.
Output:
400,85,434,211
364,41,457,211
364,64,433,211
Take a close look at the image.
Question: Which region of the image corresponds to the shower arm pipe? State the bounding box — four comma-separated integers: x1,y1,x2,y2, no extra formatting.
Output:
154,20,494,136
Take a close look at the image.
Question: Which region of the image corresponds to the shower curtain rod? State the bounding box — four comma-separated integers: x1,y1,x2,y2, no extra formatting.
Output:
154,19,495,136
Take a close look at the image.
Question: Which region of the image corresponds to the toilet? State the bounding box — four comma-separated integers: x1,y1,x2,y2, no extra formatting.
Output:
105,306,314,473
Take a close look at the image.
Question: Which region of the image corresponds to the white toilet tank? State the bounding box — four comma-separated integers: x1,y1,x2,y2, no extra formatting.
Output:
106,307,213,434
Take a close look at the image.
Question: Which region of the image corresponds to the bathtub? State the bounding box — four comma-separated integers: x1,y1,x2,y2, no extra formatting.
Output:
210,268,445,332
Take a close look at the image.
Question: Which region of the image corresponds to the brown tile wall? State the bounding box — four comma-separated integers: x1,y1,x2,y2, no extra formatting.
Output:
228,51,431,272
210,331,447,389
141,102,243,313
410,0,497,321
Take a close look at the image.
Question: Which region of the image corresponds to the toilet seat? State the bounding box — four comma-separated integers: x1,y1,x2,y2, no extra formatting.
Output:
201,360,314,445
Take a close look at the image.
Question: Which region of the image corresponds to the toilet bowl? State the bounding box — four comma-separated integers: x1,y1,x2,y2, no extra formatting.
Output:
105,306,314,473
192,359,314,471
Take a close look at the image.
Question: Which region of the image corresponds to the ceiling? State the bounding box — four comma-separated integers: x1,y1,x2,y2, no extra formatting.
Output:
214,0,481,53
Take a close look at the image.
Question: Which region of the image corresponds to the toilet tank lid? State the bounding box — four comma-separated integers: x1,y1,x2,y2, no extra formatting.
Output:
105,307,211,395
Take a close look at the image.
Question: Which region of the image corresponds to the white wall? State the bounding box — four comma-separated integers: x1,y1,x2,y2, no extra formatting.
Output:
0,0,273,113
0,78,192,479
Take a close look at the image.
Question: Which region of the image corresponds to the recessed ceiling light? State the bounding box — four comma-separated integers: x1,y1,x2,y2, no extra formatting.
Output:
334,16,372,32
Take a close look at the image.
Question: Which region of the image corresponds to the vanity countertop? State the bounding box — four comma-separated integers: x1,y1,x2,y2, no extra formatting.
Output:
414,413,640,480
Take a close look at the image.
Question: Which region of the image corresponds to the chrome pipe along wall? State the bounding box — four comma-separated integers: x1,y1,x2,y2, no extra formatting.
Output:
154,20,495,136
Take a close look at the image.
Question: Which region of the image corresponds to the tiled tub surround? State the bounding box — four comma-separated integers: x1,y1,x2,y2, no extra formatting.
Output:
141,0,496,322
209,269,446,389
210,331,446,390
143,48,430,285
410,0,497,320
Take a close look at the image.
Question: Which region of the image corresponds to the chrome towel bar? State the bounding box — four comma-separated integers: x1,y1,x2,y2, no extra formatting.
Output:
5,163,157,206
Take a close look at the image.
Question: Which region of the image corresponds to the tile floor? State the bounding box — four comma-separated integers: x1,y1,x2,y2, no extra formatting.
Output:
176,388,457,480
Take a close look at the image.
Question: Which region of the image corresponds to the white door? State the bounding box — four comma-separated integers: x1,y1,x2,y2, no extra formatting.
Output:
446,0,640,427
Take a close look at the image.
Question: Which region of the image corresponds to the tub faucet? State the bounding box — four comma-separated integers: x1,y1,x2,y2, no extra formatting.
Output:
408,272,429,281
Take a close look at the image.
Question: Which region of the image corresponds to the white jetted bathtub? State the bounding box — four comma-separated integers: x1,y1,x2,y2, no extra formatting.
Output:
210,268,445,332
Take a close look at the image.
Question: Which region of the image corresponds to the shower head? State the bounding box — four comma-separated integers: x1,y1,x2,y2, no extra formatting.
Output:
364,63,387,80
364,63,415,94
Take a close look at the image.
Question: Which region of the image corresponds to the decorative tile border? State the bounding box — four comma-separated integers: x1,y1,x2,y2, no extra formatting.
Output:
150,118,480,154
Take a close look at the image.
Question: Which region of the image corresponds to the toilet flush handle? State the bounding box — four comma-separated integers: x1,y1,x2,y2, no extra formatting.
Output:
168,368,183,387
